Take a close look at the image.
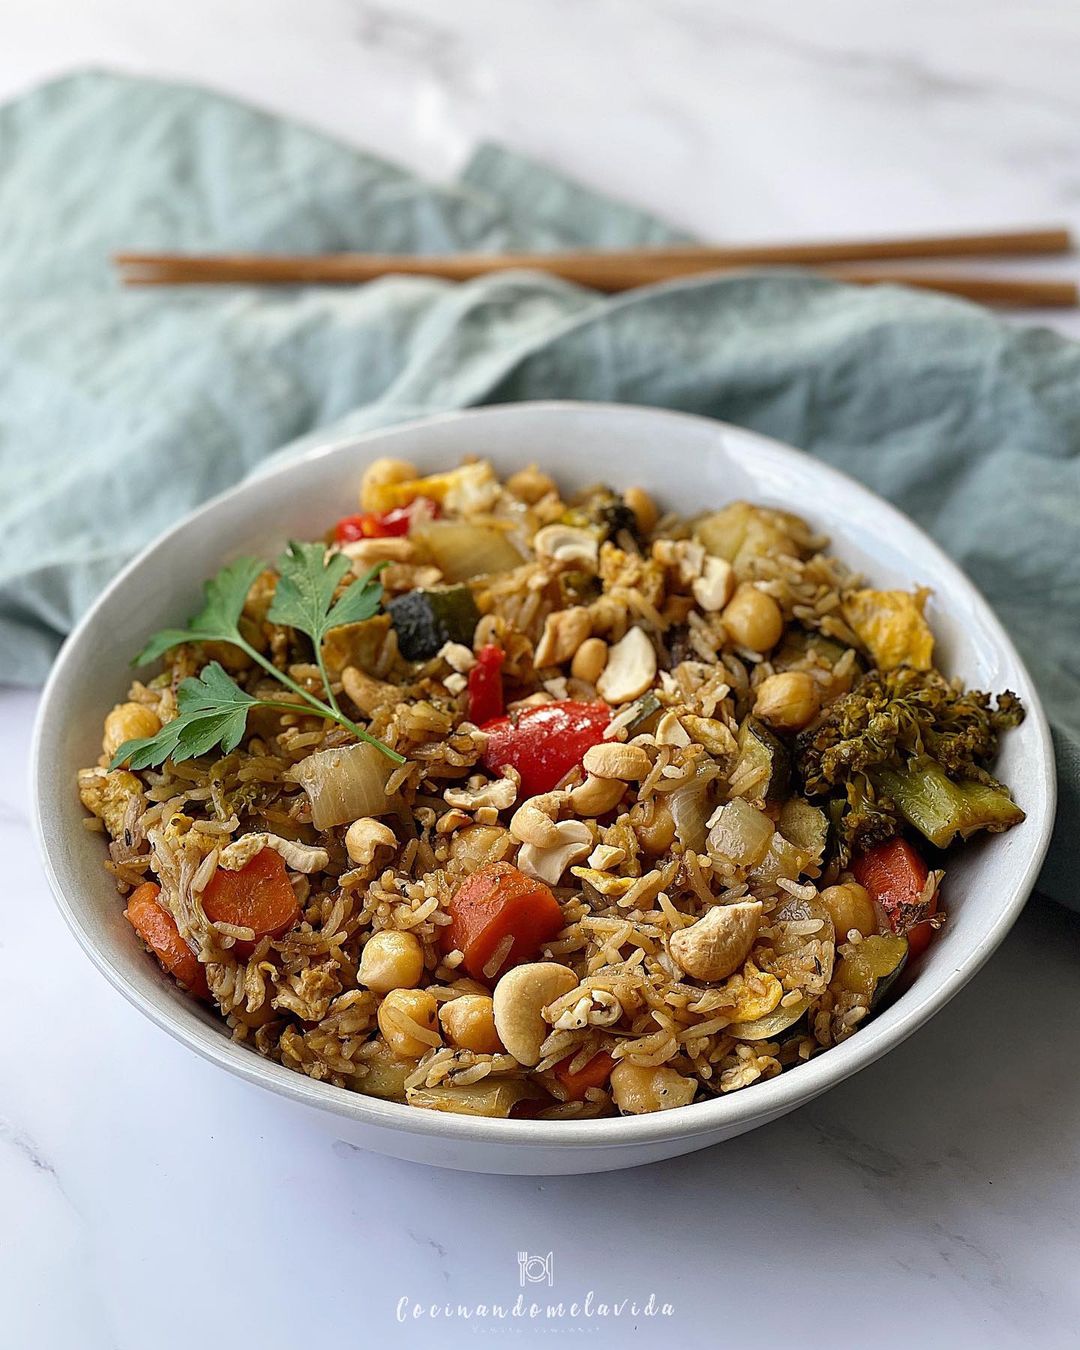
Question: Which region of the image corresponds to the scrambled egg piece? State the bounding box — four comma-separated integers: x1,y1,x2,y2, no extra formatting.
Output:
722,963,784,1022
77,768,145,840
843,586,934,671
366,462,498,515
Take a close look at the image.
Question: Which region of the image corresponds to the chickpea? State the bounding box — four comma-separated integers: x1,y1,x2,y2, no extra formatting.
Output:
360,930,425,994
753,671,821,732
623,486,659,535
103,703,162,761
821,882,878,940
506,465,557,505
377,987,441,1059
570,637,608,685
610,1062,697,1114
439,995,503,1054
722,584,784,653
634,799,676,855
360,456,417,511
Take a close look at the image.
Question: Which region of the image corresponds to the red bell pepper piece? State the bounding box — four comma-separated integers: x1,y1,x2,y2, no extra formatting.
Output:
852,836,937,958
333,497,438,544
467,644,505,725
480,700,611,798
441,861,566,982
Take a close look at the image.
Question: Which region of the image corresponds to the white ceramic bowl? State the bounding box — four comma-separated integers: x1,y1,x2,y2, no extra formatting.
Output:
32,403,1055,1174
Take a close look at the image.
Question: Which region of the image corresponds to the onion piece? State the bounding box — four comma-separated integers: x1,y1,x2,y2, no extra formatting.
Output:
290,741,399,830
414,521,524,582
406,1080,541,1118
668,773,713,853
707,798,774,867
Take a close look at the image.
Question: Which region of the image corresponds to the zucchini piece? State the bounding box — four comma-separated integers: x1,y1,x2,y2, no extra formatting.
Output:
834,933,908,1008
730,716,791,803
728,997,810,1041
387,585,480,661
871,757,1025,849
778,798,829,860
557,569,602,607
774,625,855,672
621,691,662,736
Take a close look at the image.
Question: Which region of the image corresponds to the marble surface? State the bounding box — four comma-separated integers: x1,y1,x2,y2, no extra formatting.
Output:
3,3,1080,1347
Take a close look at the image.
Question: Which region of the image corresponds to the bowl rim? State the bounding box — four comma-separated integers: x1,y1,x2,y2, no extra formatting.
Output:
31,400,1057,1151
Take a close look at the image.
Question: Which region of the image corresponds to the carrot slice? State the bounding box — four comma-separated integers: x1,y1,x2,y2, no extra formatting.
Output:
852,837,936,958
125,881,209,999
441,862,565,983
202,847,301,954
553,1050,616,1101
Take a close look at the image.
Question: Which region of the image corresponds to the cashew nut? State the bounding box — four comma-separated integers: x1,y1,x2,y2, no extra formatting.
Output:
655,710,691,747
341,537,415,568
510,803,562,848
533,523,600,566
586,843,626,871
444,773,519,812
437,642,476,673
534,606,592,668
344,818,398,868
582,741,651,782
596,627,657,705
517,820,593,886
492,962,579,1065
568,773,627,817
692,555,735,612
668,901,763,982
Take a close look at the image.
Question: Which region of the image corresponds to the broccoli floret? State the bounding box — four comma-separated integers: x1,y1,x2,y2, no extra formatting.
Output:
796,667,1024,855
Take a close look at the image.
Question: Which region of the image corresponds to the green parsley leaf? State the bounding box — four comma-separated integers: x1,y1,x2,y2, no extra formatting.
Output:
110,662,259,770
267,541,380,646
136,556,264,665
325,563,386,630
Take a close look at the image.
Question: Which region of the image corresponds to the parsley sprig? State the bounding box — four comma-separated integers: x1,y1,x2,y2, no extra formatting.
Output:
111,543,404,770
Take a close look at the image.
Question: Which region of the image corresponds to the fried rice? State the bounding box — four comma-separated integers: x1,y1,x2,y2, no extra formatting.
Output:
76,454,1024,1119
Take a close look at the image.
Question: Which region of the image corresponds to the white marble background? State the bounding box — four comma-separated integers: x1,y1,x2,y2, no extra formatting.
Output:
2,3,1080,1348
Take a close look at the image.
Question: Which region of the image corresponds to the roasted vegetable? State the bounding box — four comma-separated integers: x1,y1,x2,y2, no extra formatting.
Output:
291,740,399,829
778,798,829,860
834,933,909,1007
414,520,524,582
441,861,566,983
796,666,1024,854
387,584,480,660
407,1080,543,1117
551,1050,616,1102
728,998,810,1042
730,715,791,803
872,757,1025,849
564,486,643,548
202,847,302,953
125,882,209,999
480,700,611,798
853,837,938,957
467,643,505,725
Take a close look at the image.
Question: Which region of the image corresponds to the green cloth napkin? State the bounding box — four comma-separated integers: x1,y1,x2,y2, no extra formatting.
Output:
1,71,1075,906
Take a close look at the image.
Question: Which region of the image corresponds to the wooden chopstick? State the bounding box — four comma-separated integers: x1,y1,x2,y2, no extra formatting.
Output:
114,226,1078,307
